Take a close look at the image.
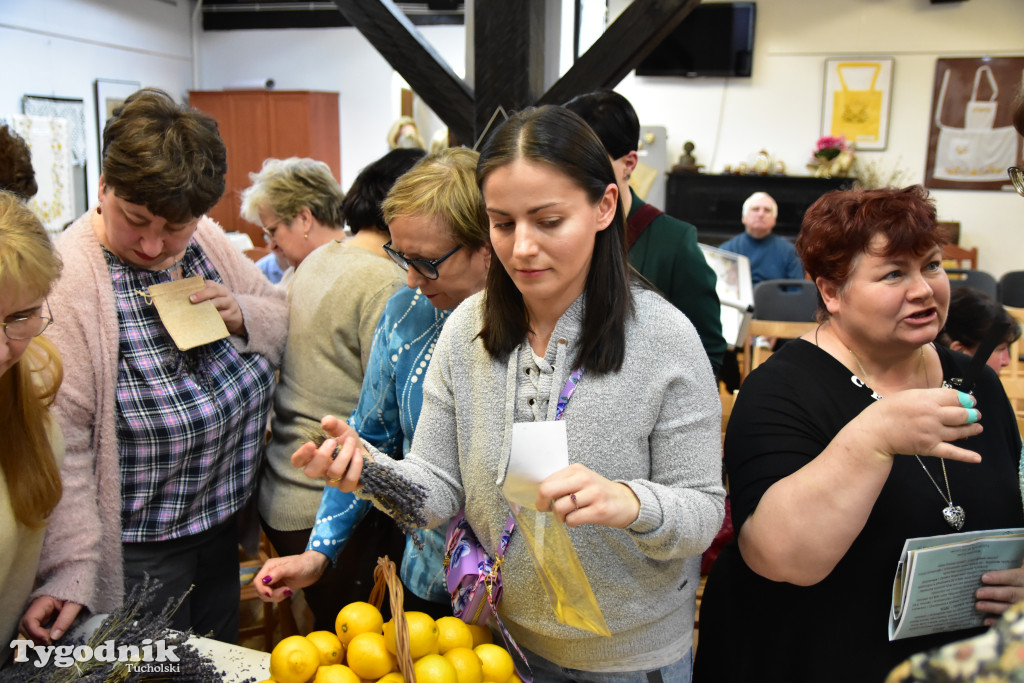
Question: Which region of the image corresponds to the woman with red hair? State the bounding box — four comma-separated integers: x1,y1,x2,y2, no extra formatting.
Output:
695,185,1024,682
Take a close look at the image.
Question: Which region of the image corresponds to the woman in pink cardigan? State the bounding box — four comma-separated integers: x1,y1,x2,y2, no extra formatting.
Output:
21,89,287,645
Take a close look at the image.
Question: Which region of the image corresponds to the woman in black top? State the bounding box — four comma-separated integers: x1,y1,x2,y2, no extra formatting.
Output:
695,185,1024,682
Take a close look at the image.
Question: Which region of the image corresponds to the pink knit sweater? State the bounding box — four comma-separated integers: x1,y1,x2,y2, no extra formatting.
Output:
33,212,287,614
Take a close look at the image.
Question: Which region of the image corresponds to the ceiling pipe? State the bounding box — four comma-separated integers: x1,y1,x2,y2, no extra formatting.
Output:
191,0,204,90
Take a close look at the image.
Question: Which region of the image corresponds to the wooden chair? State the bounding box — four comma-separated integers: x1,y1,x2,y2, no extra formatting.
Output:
1000,306,1024,433
238,531,297,651
244,247,271,263
741,320,818,379
719,383,738,444
942,244,978,270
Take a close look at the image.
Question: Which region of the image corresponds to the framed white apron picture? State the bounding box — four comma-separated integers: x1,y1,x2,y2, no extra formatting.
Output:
925,56,1024,192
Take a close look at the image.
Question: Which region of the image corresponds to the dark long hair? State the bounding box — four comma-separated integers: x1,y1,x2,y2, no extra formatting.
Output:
476,105,633,374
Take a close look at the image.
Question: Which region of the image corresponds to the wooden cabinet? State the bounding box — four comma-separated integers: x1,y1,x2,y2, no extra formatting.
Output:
189,90,340,244
665,173,851,246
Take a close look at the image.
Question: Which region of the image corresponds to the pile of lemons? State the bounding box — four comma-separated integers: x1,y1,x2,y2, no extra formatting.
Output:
262,601,519,683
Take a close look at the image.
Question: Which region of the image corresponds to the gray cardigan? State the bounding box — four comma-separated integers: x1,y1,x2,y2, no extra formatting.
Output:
359,286,725,670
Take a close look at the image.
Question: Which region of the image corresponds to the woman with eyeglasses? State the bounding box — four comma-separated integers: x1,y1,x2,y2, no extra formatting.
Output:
287,108,723,682
23,89,287,645
242,157,352,286
0,191,63,666
244,150,421,630
255,147,491,620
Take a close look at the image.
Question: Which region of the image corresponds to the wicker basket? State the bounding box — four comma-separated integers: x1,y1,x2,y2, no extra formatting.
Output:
367,555,417,683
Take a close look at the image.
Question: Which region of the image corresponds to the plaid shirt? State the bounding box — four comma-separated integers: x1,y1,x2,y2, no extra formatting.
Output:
106,245,275,543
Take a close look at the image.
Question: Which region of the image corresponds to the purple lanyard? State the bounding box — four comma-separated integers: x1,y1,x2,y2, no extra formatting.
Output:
496,366,583,557
493,366,583,683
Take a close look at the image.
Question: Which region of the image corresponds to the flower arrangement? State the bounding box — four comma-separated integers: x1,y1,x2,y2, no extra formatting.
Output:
854,156,912,190
808,135,856,178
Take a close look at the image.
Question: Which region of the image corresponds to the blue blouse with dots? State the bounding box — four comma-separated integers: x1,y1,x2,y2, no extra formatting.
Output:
306,286,451,603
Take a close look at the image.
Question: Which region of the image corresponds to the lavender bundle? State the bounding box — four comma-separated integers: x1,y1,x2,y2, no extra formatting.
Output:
304,428,429,546
0,578,253,683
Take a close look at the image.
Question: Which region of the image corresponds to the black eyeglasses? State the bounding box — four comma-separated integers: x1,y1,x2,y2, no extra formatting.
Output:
382,241,462,280
2,300,53,341
1009,167,1024,198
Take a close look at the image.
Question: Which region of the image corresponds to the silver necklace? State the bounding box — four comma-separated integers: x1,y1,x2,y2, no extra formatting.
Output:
849,346,965,531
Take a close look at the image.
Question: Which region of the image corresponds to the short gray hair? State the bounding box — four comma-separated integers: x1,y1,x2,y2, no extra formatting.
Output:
240,157,344,228
742,191,778,218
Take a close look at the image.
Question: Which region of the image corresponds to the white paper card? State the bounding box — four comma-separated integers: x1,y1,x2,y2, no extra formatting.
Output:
503,421,569,507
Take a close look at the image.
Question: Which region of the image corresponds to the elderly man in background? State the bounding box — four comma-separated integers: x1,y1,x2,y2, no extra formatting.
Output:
720,192,804,285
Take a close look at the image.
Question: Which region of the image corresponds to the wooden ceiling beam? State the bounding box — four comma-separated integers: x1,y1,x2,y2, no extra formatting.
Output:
335,0,698,149
538,0,700,106
331,0,475,144
471,0,547,146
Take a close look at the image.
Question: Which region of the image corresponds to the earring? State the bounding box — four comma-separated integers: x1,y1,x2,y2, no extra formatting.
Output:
96,206,102,215
304,231,310,240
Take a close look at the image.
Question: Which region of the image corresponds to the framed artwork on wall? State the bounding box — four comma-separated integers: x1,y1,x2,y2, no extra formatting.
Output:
93,78,140,160
699,244,753,350
925,56,1024,191
820,58,894,151
4,112,75,233
22,95,88,221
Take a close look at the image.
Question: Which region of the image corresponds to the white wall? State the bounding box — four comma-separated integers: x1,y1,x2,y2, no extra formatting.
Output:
0,0,196,199
197,24,466,191
609,0,1024,278
2,0,1022,276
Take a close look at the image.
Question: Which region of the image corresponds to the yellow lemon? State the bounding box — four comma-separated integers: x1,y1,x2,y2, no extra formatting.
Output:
466,624,493,648
376,673,406,683
383,611,439,660
442,646,483,683
313,664,362,683
306,630,345,666
435,617,474,654
336,602,384,645
346,632,397,680
473,644,513,683
413,653,459,683
269,635,320,683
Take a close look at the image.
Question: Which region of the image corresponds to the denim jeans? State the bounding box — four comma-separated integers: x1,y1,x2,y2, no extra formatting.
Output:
520,645,692,683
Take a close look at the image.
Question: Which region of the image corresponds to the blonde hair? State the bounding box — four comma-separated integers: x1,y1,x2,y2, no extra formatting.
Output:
0,191,63,527
386,116,426,150
381,147,488,250
239,157,345,229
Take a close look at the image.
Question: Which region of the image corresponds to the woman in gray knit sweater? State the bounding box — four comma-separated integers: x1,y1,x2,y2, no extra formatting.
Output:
292,106,725,682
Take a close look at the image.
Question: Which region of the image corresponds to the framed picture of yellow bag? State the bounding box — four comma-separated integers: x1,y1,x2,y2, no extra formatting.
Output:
821,58,894,151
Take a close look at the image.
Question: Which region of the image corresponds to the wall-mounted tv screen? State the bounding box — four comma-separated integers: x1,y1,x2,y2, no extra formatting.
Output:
635,2,756,78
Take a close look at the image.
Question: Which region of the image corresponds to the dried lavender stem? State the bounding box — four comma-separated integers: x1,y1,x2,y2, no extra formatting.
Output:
302,427,429,547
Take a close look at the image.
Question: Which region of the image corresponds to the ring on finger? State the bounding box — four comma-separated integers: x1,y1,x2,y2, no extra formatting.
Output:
570,492,579,511
327,476,343,483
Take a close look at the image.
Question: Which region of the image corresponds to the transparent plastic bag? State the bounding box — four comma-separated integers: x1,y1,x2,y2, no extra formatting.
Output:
502,483,611,637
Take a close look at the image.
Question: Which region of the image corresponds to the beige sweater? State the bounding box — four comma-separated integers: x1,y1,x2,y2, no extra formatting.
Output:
1,417,63,667
258,240,404,531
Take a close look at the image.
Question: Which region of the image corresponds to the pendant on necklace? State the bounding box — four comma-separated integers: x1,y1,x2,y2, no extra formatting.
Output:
942,505,965,531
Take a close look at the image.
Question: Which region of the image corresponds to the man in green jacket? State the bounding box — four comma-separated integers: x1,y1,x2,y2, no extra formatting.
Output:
565,90,726,375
